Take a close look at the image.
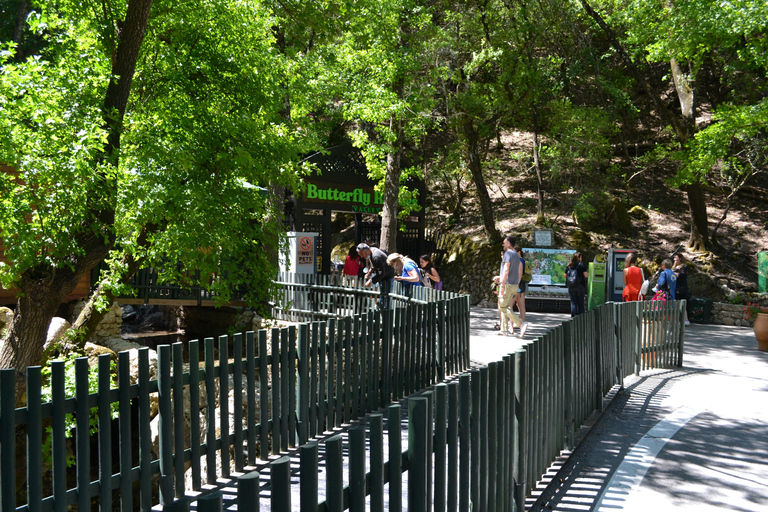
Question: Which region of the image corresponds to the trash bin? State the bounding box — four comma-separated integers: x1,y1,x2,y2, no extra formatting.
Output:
689,297,713,324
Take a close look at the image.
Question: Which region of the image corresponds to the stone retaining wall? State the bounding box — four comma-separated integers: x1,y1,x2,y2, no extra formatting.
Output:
710,302,752,327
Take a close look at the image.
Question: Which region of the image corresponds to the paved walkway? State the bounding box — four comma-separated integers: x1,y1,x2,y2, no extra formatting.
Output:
474,309,768,511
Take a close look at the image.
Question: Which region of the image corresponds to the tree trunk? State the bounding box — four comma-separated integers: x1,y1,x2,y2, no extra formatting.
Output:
463,120,501,243
685,182,709,251
0,267,86,405
532,103,545,225
380,115,403,253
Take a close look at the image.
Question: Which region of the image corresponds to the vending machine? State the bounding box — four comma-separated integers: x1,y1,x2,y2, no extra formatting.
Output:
606,249,636,302
587,258,607,310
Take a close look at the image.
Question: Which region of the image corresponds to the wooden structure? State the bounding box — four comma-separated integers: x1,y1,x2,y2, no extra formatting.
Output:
0,279,686,512
294,144,426,274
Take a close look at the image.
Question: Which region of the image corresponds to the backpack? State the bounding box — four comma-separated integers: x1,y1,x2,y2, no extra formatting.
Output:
566,266,580,289
418,267,433,288
522,261,532,283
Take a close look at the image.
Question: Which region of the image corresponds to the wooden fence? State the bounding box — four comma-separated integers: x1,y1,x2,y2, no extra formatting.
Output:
152,299,685,512
0,279,470,512
0,285,683,512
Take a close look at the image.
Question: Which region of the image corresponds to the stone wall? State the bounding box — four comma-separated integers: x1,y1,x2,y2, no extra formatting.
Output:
71,300,124,341
710,302,761,327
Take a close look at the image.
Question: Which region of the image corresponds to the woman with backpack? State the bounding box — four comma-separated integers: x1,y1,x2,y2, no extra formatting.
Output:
419,254,442,290
565,252,588,316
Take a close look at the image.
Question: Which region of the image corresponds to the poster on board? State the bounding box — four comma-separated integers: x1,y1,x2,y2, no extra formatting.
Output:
522,248,577,295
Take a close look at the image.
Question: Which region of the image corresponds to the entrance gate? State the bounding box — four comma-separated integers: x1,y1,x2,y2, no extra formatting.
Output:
294,145,426,274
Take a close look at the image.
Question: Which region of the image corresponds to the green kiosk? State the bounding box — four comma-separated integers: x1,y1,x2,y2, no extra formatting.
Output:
587,256,607,310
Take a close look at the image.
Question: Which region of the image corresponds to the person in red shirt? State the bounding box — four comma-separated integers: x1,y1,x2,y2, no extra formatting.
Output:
343,246,361,285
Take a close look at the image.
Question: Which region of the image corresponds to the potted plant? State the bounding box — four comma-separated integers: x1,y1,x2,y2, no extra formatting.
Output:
744,302,768,351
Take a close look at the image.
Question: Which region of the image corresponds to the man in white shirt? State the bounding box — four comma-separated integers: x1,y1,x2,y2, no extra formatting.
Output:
493,236,529,337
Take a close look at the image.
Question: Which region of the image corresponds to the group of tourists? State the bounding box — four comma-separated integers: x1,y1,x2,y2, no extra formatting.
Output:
621,251,691,324
342,243,443,306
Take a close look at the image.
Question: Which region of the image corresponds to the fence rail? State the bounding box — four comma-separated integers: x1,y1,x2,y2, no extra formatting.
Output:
0,282,683,512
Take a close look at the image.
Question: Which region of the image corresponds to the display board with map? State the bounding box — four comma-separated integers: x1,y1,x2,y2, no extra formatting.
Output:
522,248,577,296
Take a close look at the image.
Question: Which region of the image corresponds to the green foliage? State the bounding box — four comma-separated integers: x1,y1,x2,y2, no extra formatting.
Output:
540,99,618,188
0,0,318,313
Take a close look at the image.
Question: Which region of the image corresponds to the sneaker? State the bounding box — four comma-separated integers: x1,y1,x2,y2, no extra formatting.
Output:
685,320,691,326
520,322,529,337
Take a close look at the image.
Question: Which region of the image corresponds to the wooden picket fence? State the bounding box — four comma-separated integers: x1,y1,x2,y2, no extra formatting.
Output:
154,299,686,512
0,279,470,512
0,285,683,512
272,271,460,322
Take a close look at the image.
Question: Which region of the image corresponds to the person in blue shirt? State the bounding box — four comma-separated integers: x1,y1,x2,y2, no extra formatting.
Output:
653,258,677,301
387,253,423,287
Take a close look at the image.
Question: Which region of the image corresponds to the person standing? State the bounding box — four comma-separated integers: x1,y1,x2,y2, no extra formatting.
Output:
419,254,442,290
622,252,645,302
493,236,529,337
343,245,362,286
652,258,677,301
565,252,588,316
514,245,528,323
357,243,395,308
673,253,691,325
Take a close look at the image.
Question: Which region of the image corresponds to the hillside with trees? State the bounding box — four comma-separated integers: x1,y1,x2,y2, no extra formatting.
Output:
1,0,766,377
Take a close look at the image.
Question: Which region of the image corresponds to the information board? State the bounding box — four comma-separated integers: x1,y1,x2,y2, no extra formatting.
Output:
522,247,577,295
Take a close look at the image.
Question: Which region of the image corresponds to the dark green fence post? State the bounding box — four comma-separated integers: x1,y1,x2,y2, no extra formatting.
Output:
408,397,429,512
205,338,217,482
118,352,133,511
0,369,15,511
271,456,292,512
326,435,344,512
300,442,318,512
298,323,310,445
237,471,260,510
259,330,269,460
75,357,91,511
188,339,202,487
388,404,403,512
219,335,231,475
459,374,470,512
370,414,385,512
172,343,185,497
232,333,244,471
51,361,66,512
678,299,686,366
97,354,113,509
434,384,447,512
26,366,42,512
593,308,604,411
350,426,367,512
514,348,527,512
139,348,153,510
198,491,223,512
487,363,498,512
563,322,574,450
470,369,480,512
158,345,174,505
